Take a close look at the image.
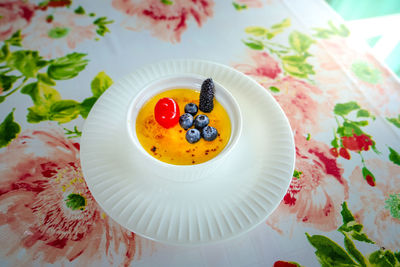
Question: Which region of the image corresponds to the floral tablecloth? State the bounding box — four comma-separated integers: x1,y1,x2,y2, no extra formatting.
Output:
1,0,399,266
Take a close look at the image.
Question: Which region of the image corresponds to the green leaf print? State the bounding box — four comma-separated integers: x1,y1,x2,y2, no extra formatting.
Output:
340,202,354,224
386,115,400,128
21,82,82,124
357,109,371,118
0,109,21,148
243,40,264,50
351,61,382,84
305,233,357,266
37,73,56,86
385,194,400,220
278,203,399,267
293,170,302,179
21,82,60,107
7,50,47,78
334,101,360,116
0,74,19,92
232,2,247,11
48,27,70,39
289,31,314,53
338,202,374,244
79,96,97,119
0,44,9,62
22,82,61,123
344,235,367,267
81,71,113,118
161,0,173,5
91,71,113,98
388,147,400,166
312,21,350,39
369,250,400,267
74,6,86,14
65,193,86,210
271,18,291,31
5,30,22,47
269,86,280,93
49,100,80,123
47,53,88,80
93,17,114,37
245,26,269,37
64,126,82,139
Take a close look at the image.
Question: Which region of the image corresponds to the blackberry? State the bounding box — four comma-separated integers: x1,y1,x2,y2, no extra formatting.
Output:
199,78,215,113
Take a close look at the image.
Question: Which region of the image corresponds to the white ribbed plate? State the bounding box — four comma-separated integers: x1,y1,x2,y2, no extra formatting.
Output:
80,59,295,245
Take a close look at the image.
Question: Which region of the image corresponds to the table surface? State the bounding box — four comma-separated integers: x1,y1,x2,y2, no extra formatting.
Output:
1,0,399,266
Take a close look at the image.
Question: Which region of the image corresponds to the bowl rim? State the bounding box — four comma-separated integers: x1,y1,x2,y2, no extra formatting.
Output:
126,73,243,169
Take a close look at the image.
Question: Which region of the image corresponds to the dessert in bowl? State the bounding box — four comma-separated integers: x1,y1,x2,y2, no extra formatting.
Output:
126,74,242,182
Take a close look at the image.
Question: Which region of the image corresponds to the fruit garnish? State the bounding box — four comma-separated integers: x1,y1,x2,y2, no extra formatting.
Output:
199,78,215,113
184,103,198,116
154,97,180,128
186,128,201,143
179,113,194,130
201,126,218,141
194,114,209,129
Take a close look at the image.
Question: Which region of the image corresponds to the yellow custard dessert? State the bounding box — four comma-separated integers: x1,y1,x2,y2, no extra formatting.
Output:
135,89,231,165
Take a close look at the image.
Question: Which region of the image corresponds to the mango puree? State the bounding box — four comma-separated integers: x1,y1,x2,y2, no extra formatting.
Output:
135,89,231,165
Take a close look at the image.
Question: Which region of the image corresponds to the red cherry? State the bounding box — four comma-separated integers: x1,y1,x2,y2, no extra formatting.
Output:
154,97,180,128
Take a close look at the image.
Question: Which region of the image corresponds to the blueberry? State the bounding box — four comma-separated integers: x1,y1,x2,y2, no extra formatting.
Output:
184,103,198,116
179,113,194,130
201,126,218,141
194,114,209,130
186,128,201,144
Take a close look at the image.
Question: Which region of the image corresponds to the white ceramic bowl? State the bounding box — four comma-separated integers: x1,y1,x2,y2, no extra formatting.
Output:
126,74,242,182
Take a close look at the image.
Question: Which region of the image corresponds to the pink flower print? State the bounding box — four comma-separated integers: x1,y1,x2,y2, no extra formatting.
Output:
348,159,400,251
269,76,331,135
21,11,96,59
233,51,331,135
315,37,400,115
0,125,150,266
112,0,214,43
267,134,348,235
234,50,282,81
0,0,36,41
235,0,263,8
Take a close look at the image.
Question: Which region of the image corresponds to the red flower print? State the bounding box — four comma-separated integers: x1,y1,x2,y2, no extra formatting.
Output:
341,133,373,152
267,135,348,235
112,0,214,43
339,147,351,160
348,159,400,251
365,174,375,187
274,261,299,267
329,147,339,157
234,50,282,80
0,125,151,266
0,0,35,41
